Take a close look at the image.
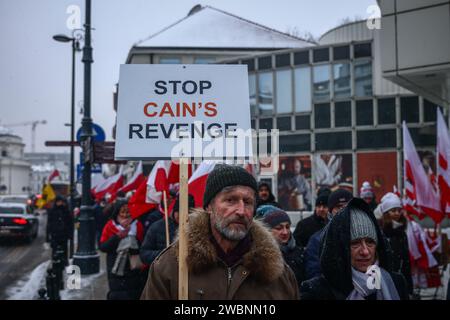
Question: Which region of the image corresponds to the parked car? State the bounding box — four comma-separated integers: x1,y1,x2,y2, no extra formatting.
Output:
0,202,39,242
0,194,35,213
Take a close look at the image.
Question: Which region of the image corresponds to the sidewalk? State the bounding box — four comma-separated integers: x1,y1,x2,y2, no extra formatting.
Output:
60,253,109,300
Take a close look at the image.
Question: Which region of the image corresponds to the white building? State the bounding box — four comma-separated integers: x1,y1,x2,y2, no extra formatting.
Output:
0,127,32,195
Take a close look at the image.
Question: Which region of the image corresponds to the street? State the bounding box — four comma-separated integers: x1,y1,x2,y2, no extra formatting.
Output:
0,213,50,299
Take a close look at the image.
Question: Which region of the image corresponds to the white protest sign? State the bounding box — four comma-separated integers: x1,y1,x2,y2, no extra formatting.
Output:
114,64,253,160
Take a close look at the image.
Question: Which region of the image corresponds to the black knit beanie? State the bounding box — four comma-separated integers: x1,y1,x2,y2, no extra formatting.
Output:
203,164,258,209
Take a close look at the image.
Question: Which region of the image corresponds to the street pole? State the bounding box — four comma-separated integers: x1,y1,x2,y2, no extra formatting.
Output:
73,0,99,274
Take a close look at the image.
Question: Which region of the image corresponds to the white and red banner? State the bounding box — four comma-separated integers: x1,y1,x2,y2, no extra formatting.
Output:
118,161,146,195
403,123,443,223
437,109,450,217
145,160,171,204
94,166,124,202
188,161,217,208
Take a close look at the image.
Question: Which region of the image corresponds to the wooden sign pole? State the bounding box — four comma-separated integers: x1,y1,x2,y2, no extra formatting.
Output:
163,190,170,248
178,157,189,300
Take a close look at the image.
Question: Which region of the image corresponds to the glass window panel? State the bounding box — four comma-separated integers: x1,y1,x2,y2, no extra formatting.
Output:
401,96,419,123
357,130,396,149
354,60,372,97
294,51,309,65
258,56,272,70
159,57,181,64
335,101,352,127
313,48,329,62
314,103,331,129
259,118,273,130
296,115,310,130
333,63,351,99
276,69,292,114
294,67,311,112
313,65,330,102
354,43,372,58
315,132,352,151
333,45,350,60
424,99,442,122
276,54,290,67
356,100,373,126
193,57,215,64
242,59,255,71
280,134,310,152
258,72,273,115
249,74,257,116
409,125,436,147
378,98,396,124
277,117,292,131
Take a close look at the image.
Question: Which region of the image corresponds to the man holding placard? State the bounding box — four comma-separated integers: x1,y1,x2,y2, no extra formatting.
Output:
140,164,299,299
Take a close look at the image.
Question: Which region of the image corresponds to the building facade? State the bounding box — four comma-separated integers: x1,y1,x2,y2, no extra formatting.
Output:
0,127,32,195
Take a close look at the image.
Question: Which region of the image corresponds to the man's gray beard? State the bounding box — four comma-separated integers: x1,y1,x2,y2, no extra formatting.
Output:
212,209,251,241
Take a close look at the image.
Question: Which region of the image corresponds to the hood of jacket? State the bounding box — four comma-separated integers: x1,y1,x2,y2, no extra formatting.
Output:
319,198,394,296
173,209,285,283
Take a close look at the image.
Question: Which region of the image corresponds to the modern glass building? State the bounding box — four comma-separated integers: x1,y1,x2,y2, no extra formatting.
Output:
221,20,442,210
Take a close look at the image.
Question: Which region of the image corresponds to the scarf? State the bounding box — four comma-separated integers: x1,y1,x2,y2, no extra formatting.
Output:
280,235,296,255
347,265,400,300
111,220,139,276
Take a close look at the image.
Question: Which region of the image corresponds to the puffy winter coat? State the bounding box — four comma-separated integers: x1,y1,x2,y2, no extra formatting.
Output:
303,228,324,280
141,209,299,300
140,217,177,265
99,219,147,300
280,236,305,289
300,198,409,300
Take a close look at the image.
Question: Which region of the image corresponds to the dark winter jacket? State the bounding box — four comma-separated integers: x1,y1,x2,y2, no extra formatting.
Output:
383,221,413,294
303,228,323,280
280,236,305,290
294,213,327,248
256,182,280,208
141,209,299,300
99,220,147,300
138,207,163,235
46,201,73,243
300,198,409,300
140,217,178,266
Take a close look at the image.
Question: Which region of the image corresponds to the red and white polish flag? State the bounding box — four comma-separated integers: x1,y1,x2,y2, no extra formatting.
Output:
437,109,450,217
94,166,124,202
118,161,146,195
188,161,217,208
145,160,170,204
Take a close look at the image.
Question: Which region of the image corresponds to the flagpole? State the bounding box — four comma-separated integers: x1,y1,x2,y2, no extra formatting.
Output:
163,190,170,248
178,158,189,300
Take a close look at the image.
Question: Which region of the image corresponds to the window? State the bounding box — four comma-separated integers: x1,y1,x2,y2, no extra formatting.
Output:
259,118,273,130
294,67,311,112
333,63,351,99
276,54,290,68
356,100,374,126
313,65,330,102
296,115,310,130
276,69,292,114
357,130,396,149
313,48,329,62
159,57,181,64
315,132,352,151
401,97,419,123
280,134,311,152
378,98,396,124
251,119,256,129
424,99,440,122
249,74,257,116
193,57,215,64
242,59,255,71
335,101,352,127
354,60,372,97
333,45,350,60
408,125,436,147
1,150,7,157
294,51,309,65
277,117,292,131
354,43,372,58
258,56,272,70
314,103,331,129
258,72,273,115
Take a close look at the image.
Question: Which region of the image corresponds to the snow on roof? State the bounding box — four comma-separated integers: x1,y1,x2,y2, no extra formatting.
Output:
0,126,14,136
135,5,314,49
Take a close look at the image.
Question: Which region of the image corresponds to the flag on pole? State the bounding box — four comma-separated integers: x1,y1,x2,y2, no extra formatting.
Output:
188,161,217,208
118,161,145,195
93,166,124,202
145,160,170,204
403,122,443,223
437,108,450,217
128,176,157,219
36,183,56,209
48,169,60,182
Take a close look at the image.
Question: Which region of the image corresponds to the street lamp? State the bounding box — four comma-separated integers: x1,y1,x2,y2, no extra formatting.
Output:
53,29,82,261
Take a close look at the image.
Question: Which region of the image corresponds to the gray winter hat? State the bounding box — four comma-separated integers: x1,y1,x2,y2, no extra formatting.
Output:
350,208,378,244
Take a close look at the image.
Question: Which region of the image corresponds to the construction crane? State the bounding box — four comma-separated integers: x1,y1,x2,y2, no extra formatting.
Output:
3,120,47,153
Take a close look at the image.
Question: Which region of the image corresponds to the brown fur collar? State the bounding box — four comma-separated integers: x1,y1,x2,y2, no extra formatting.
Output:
173,209,285,283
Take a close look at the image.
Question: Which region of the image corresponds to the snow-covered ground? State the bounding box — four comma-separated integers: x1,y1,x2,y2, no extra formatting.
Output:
5,260,50,300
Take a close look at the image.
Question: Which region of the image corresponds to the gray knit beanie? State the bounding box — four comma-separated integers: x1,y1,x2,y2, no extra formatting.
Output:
350,208,378,244
203,164,258,209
